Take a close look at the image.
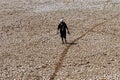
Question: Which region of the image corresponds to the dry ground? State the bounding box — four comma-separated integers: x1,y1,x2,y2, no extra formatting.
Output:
0,0,120,80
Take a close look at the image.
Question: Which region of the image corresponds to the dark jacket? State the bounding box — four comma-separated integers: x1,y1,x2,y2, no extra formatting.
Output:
58,21,69,38
58,21,68,33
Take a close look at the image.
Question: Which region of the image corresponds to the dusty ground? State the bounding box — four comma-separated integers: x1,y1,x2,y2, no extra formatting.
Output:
0,0,120,80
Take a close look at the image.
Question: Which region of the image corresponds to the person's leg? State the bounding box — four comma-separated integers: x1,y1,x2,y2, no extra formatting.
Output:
61,37,64,44
64,34,67,44
65,38,67,44
60,33,64,44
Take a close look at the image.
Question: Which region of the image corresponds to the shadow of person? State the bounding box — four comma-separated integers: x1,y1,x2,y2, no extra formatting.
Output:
66,42,77,45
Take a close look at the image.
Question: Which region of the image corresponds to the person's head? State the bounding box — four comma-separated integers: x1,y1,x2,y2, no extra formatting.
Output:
60,19,63,23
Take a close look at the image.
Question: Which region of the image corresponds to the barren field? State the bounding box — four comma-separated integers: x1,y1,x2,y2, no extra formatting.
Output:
0,0,120,80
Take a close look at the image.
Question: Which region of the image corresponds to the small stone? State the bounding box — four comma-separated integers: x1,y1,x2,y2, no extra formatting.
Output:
86,61,90,64
36,67,41,70
110,59,114,61
16,65,22,68
42,65,47,68
103,66,107,68
107,62,111,64
104,18,107,20
4,67,8,70
103,53,107,56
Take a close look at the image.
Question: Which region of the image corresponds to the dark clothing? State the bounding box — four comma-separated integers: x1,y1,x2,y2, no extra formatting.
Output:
58,22,68,38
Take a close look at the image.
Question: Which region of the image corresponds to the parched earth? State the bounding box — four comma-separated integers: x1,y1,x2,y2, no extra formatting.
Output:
0,0,120,80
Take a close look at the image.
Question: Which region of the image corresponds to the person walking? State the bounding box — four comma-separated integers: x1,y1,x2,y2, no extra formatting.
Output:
57,19,70,44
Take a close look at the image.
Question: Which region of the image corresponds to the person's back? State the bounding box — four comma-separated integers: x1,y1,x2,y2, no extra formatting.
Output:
57,19,70,44
58,21,67,33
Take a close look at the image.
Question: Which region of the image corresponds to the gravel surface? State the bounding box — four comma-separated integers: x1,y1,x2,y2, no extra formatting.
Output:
0,0,120,80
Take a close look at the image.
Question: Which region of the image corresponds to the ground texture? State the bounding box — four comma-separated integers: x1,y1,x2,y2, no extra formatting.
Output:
0,0,120,80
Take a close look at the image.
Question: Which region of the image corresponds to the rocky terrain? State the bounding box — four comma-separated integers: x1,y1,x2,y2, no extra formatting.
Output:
0,0,120,80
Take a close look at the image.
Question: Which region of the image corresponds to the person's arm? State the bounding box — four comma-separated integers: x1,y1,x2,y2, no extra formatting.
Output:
57,24,60,34
67,28,70,34
65,23,70,34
